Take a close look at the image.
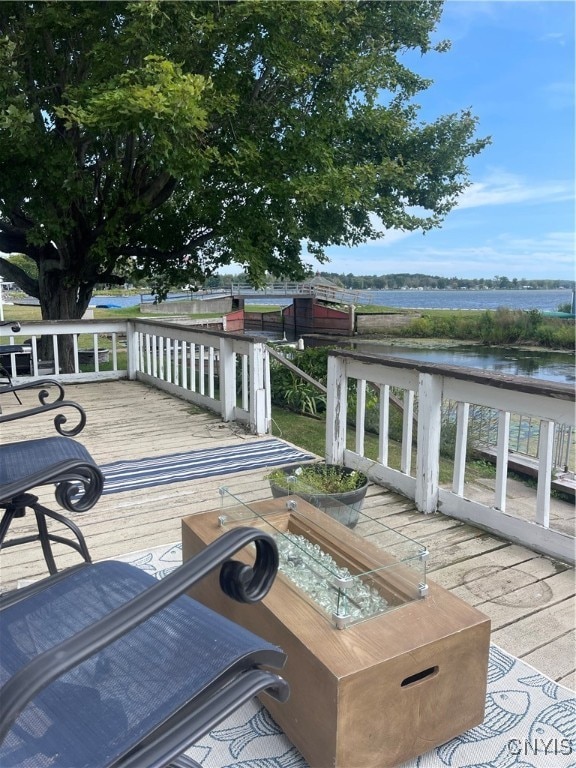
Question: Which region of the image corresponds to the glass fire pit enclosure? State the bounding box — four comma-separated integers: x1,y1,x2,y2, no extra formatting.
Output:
218,485,429,629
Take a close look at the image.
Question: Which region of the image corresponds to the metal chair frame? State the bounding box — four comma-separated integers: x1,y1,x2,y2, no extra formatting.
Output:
0,527,289,768
0,380,102,574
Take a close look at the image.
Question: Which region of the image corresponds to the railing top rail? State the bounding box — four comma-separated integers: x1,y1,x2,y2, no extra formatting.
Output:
130,318,267,344
0,318,128,335
0,316,268,344
328,349,575,401
228,282,366,303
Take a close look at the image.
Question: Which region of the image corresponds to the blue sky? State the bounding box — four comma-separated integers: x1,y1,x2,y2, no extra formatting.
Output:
301,0,575,282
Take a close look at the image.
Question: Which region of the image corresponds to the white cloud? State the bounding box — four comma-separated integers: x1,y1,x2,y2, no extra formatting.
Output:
540,31,569,46
456,171,574,209
351,171,574,253
363,227,414,248
316,229,575,280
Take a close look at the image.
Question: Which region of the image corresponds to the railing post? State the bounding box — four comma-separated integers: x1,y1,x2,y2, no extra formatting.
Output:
355,379,366,457
126,321,139,380
264,348,272,435
378,384,390,466
249,342,269,435
219,337,236,422
453,402,470,496
495,410,510,511
536,420,554,527
401,390,415,475
326,355,347,465
415,373,443,514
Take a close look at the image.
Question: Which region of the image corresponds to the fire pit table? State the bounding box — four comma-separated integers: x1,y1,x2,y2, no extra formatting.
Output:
182,488,490,768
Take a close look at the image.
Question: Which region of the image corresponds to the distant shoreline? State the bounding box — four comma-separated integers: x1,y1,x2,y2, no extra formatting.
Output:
3,286,572,314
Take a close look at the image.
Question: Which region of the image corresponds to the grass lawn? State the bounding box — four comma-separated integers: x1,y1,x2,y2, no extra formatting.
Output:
2,302,282,322
270,405,496,486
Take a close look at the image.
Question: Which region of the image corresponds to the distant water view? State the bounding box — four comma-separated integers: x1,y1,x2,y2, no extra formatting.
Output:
93,287,573,312
346,342,574,385
356,288,572,312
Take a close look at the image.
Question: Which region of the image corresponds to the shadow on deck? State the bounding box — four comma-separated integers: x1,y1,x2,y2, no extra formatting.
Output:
0,379,574,688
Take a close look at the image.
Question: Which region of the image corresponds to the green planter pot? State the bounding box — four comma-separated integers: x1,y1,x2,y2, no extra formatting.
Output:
268,463,368,529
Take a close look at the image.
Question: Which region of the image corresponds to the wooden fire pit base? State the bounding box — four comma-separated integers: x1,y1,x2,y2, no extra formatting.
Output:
182,499,490,768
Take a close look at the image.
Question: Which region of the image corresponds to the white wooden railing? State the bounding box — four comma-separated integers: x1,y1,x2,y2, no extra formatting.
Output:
326,350,575,564
0,319,128,381
130,319,270,435
3,320,573,561
139,283,367,306
228,282,367,304
1,319,271,434
230,282,314,296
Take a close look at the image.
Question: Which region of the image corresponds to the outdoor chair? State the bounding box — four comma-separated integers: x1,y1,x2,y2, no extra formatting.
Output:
0,320,27,401
0,378,86,433
0,380,103,574
0,526,289,768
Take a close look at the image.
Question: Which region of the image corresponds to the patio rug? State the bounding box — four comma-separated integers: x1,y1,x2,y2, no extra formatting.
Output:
99,439,315,495
114,542,576,768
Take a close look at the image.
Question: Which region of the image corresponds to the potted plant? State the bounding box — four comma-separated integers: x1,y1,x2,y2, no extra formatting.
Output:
267,463,369,528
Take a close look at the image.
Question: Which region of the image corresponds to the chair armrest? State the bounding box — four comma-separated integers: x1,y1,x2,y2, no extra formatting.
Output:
0,457,104,512
0,526,280,741
0,380,87,436
0,320,20,333
0,378,65,403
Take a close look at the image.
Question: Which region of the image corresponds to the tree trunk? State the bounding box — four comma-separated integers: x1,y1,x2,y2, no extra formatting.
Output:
38,270,92,373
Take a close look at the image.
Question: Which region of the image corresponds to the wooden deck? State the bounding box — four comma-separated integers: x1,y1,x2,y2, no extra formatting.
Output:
1,379,574,690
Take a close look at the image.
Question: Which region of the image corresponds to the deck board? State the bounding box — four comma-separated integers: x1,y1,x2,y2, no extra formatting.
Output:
523,631,575,682
1,379,574,686
491,597,575,655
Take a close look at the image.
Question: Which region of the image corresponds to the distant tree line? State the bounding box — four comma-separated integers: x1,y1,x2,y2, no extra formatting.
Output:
202,272,573,291
317,273,574,291
5,257,570,294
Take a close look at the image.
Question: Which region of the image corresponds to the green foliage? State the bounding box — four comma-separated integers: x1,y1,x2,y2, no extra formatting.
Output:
269,347,409,442
468,460,497,479
267,464,366,494
3,253,38,283
399,308,574,349
0,0,489,324
407,316,434,337
282,375,327,417
322,272,573,291
440,411,465,460
270,347,331,415
270,406,328,458
57,55,209,135
535,322,574,348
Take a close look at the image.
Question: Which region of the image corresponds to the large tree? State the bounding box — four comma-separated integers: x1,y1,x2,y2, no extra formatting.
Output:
0,1,489,324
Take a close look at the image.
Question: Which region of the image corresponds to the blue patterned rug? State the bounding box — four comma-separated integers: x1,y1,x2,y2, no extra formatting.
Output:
115,543,576,768
99,439,315,494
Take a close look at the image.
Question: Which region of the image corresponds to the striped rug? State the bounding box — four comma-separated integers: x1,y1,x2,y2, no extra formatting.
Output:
99,439,315,495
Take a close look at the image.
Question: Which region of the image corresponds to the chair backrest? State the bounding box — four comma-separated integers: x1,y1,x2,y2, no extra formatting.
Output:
0,435,104,511
0,527,289,768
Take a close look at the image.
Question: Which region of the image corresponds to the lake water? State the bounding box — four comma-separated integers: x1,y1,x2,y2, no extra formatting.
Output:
94,287,573,312
356,288,573,312
345,341,574,384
